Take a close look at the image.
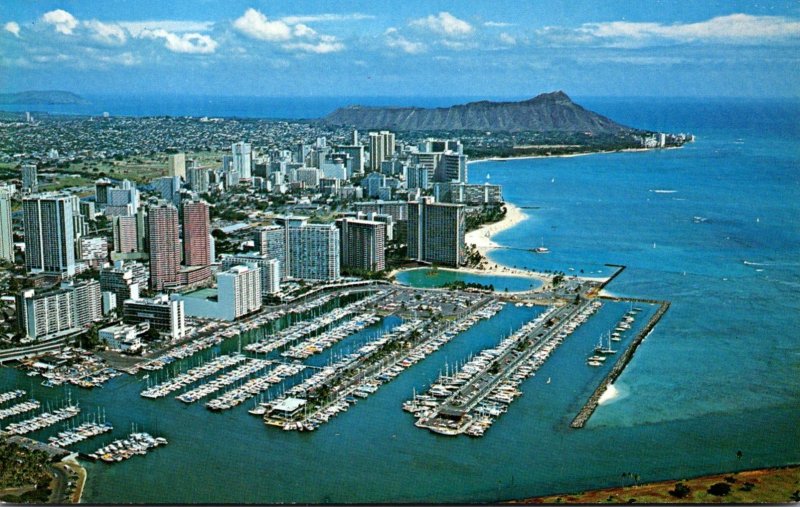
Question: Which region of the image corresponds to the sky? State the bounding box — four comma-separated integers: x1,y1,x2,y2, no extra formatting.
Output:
1,0,799,98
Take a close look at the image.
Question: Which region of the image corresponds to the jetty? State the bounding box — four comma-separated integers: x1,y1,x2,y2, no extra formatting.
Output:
570,297,671,428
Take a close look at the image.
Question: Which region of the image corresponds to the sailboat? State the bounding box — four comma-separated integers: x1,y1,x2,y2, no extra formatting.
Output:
598,332,616,355
533,237,550,254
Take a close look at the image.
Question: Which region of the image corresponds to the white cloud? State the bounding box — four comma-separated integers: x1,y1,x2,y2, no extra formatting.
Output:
4,21,20,37
280,13,374,24
139,28,218,54
541,14,800,47
410,12,473,37
499,32,516,45
484,21,514,28
233,8,345,54
234,8,293,41
120,20,214,37
84,20,127,45
42,9,79,35
385,28,426,54
282,41,344,54
292,23,317,38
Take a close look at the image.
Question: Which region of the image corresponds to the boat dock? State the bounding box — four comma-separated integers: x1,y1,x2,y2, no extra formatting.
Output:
0,399,41,420
244,290,389,355
175,358,272,404
49,420,113,448
280,312,381,360
411,299,601,436
207,363,306,412
0,389,26,405
86,431,168,464
1,403,81,437
140,353,247,399
570,297,671,428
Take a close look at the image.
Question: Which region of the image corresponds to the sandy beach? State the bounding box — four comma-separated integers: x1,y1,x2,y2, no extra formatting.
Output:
465,201,527,258
461,202,556,288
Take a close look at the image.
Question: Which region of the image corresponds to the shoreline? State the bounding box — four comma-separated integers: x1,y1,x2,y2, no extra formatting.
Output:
506,464,800,504
467,146,683,165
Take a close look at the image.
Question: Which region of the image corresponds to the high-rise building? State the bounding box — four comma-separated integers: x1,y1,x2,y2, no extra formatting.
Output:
337,145,365,175
363,172,386,198
180,264,262,321
187,167,209,193
23,193,77,276
369,132,385,171
100,260,147,309
0,184,14,262
153,176,182,207
254,225,287,279
218,265,262,318
95,178,113,209
353,201,408,222
336,218,386,273
105,180,139,217
232,142,252,179
147,202,181,290
16,280,101,340
79,236,109,268
408,198,466,267
78,201,96,222
182,198,211,267
112,215,139,254
438,152,468,183
286,221,340,281
381,130,396,160
123,294,185,340
222,253,281,297
168,153,186,179
21,164,38,193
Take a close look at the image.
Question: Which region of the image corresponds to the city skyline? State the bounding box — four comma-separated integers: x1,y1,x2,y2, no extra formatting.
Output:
1,1,800,98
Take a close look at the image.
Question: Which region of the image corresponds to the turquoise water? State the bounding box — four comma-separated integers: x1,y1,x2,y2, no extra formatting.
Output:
394,267,542,292
2,98,798,503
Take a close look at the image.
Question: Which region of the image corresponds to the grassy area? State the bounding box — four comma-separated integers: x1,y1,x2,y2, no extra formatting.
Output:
510,465,800,504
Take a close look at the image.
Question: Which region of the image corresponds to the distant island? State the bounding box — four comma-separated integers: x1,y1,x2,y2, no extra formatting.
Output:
326,91,691,159
0,90,89,105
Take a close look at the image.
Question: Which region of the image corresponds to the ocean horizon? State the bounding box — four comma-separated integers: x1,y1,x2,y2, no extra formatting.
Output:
3,93,800,123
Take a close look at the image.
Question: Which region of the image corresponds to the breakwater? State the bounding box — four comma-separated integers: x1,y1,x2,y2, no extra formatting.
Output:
570,297,671,429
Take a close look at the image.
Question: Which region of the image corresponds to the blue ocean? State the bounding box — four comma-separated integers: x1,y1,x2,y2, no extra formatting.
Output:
1,97,798,503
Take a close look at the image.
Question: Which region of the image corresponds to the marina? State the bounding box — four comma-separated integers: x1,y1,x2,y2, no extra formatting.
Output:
409,299,603,436
263,298,507,431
